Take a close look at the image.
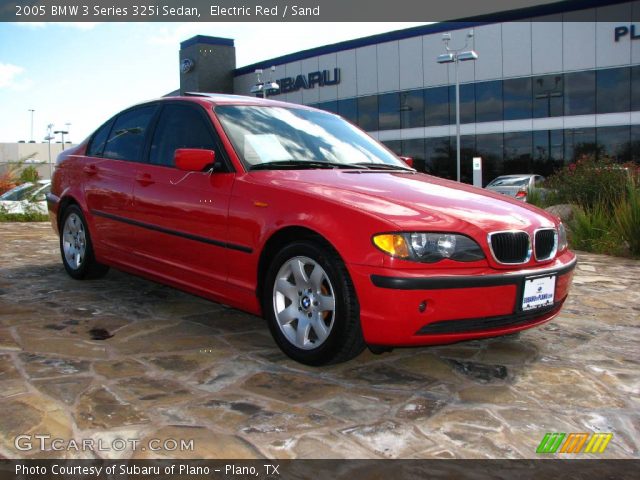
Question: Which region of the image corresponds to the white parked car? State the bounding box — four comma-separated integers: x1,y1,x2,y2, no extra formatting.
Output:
485,174,545,202
0,181,51,214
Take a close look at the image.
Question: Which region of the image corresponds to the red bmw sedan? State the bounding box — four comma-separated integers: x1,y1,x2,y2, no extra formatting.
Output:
47,94,576,365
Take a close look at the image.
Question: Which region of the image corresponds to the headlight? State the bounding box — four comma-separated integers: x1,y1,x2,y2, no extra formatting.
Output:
557,223,568,252
373,232,485,263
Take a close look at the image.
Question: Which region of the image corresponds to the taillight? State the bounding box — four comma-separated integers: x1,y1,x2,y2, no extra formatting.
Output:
515,190,527,200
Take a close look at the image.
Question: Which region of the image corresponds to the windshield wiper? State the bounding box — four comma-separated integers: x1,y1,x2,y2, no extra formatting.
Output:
250,160,363,171
352,162,414,171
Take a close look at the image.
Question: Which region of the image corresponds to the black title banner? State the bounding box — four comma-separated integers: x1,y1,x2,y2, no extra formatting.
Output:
1,459,639,480
2,0,639,22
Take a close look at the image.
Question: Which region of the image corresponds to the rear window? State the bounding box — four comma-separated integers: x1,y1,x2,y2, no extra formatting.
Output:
488,177,529,187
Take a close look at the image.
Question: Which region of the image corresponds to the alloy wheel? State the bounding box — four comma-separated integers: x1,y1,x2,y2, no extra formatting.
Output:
272,256,336,350
62,213,86,270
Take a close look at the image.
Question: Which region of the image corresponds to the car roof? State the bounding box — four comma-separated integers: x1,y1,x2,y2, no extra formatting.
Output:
141,93,316,110
494,174,536,179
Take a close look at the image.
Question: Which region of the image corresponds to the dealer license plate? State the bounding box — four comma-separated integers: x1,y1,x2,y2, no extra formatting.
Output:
522,275,556,311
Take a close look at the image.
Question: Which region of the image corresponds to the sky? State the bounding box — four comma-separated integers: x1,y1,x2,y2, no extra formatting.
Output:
0,21,428,143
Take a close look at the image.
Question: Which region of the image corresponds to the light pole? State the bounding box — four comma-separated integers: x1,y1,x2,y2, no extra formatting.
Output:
437,30,478,182
54,130,69,153
28,109,35,142
250,66,279,98
45,123,54,178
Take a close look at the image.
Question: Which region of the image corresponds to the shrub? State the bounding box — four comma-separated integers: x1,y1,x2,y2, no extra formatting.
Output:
569,202,623,255
526,187,546,208
19,165,40,184
0,163,22,195
526,187,561,209
614,179,640,256
545,155,634,210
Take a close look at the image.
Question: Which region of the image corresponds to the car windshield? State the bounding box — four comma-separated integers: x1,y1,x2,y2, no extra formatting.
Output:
30,184,51,202
0,183,35,201
488,177,529,187
214,105,408,170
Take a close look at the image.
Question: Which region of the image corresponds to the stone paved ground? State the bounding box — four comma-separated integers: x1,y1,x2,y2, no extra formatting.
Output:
0,223,638,459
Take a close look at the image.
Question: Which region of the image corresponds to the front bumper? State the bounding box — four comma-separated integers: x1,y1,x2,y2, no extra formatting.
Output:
349,251,576,346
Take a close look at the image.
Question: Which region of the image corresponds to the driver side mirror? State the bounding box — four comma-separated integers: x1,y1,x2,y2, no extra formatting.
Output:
174,149,216,172
400,156,414,168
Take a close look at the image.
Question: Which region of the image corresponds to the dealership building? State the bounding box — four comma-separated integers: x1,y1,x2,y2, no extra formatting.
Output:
176,0,640,183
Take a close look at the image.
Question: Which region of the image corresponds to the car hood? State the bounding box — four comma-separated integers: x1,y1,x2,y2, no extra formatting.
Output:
252,170,556,233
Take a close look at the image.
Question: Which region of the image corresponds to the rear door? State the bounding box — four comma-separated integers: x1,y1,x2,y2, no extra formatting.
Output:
129,102,236,293
83,104,158,257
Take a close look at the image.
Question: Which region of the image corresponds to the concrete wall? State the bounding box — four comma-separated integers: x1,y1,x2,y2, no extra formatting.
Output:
0,142,76,180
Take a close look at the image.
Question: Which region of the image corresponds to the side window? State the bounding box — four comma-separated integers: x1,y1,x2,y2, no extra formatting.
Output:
103,106,156,161
86,119,114,157
150,104,218,167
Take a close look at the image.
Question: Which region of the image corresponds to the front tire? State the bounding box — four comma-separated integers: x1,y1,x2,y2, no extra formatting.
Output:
60,205,109,280
263,240,365,366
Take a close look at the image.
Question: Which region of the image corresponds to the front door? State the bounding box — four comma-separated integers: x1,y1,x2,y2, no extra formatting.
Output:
129,102,235,295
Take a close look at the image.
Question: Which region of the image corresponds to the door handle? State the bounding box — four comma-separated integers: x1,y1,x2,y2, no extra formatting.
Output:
83,164,97,175
135,173,155,186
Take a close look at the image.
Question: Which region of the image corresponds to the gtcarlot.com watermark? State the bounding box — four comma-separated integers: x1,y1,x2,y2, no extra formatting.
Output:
15,434,194,452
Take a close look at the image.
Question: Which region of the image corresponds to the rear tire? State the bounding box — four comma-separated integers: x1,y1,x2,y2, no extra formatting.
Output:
263,240,365,366
60,205,109,280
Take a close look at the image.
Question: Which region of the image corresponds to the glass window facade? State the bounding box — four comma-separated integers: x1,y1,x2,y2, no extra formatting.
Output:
504,77,532,120
449,84,475,124
424,86,449,126
401,138,426,172
316,101,338,114
306,67,639,182
357,95,379,131
337,98,358,125
533,129,564,176
533,74,563,118
450,135,476,184
565,128,596,162
314,67,638,134
476,133,503,186
597,126,631,162
378,92,401,131
400,90,425,129
564,71,596,116
475,80,503,123
381,140,402,155
632,66,640,112
597,68,630,114
417,127,637,183
425,137,453,179
504,132,533,174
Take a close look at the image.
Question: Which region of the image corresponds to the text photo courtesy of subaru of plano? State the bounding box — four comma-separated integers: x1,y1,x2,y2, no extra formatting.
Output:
47,94,576,366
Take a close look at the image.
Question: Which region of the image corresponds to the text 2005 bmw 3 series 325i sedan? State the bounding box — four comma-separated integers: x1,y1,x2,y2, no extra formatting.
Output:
47,94,576,365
